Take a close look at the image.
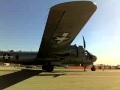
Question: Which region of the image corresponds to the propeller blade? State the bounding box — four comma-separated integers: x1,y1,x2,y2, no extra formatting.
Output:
82,36,86,49
82,36,93,60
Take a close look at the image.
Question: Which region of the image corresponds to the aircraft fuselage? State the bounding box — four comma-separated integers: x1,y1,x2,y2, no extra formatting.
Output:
0,45,96,66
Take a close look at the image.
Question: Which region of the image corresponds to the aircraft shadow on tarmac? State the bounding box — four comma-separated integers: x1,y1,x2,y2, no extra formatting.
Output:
53,69,86,72
0,69,41,89
38,72,65,77
0,68,86,89
0,69,66,89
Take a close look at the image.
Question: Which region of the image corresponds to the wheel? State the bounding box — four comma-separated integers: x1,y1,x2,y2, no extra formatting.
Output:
91,67,96,71
42,65,47,70
46,65,54,72
42,65,54,72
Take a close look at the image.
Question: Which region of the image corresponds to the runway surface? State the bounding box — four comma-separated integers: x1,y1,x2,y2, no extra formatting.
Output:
0,66,120,90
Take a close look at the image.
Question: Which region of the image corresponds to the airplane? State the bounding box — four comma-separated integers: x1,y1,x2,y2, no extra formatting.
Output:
0,1,97,72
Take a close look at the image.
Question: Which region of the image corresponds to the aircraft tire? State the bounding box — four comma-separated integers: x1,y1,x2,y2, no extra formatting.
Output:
91,67,96,71
42,65,47,70
45,65,54,72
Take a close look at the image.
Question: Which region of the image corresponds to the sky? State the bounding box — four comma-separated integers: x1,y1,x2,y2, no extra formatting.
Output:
0,0,120,65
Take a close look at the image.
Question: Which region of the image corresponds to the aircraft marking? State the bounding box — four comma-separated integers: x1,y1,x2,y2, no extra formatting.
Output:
2,54,13,60
54,33,69,44
4,54,9,60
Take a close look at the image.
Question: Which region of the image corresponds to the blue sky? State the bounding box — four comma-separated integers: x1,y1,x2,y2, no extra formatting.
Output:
0,0,120,65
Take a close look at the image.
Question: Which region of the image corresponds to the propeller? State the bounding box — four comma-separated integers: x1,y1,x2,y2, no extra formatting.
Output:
82,36,93,60
82,36,86,49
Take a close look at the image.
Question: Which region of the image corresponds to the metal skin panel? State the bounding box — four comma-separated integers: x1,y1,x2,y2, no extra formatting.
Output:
0,51,37,64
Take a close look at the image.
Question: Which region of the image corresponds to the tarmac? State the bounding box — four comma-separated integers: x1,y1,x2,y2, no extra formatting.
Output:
0,66,120,90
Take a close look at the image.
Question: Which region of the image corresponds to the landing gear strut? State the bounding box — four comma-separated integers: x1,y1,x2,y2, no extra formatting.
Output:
42,65,54,72
84,66,86,72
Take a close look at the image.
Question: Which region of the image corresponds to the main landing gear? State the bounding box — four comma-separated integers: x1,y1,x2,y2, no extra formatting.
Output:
42,65,54,72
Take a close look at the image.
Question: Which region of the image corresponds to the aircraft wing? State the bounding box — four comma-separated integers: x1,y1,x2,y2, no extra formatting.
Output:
37,1,97,58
